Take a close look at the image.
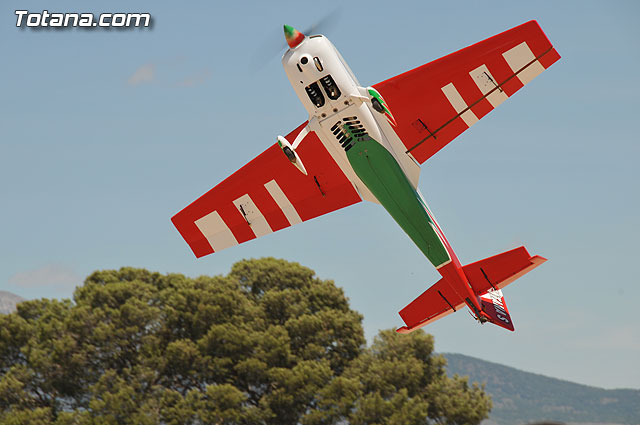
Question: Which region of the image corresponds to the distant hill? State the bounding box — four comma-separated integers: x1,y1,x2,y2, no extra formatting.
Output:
0,290,25,314
443,353,640,425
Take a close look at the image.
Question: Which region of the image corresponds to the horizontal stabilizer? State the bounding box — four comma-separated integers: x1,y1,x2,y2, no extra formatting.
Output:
462,246,546,295
397,246,545,333
397,277,465,334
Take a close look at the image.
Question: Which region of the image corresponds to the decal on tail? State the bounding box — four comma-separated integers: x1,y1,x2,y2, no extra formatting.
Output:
479,289,514,331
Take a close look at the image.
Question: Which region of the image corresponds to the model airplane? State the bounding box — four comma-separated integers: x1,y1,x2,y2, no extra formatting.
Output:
172,21,560,333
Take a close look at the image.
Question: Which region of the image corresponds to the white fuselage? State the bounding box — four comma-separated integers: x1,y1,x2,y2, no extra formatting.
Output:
281,35,420,203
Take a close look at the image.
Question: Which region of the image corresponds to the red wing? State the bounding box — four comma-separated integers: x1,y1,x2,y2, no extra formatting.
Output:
172,122,361,258
373,20,560,164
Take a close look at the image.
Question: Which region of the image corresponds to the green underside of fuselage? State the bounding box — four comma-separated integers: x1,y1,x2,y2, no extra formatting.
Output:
345,135,450,268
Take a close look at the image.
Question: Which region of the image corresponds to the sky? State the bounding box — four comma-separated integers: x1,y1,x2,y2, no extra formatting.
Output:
1,0,638,389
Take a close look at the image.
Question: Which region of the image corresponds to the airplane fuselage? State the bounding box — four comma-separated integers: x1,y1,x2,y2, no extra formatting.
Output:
281,34,486,317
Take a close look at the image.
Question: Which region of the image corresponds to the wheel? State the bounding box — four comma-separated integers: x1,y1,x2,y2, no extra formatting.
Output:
282,146,296,162
371,97,385,113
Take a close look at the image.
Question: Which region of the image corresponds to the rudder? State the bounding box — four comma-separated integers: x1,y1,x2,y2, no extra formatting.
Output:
479,289,514,331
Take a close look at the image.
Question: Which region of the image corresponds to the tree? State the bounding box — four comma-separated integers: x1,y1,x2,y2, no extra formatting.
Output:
305,330,490,425
0,258,490,424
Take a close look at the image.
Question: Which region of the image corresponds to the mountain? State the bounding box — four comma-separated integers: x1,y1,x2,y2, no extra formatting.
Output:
442,353,640,425
0,290,26,314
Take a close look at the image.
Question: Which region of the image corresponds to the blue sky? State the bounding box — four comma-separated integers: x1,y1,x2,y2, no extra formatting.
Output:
1,0,638,389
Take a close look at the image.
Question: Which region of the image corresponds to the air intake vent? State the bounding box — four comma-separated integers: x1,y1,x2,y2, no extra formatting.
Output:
330,116,368,152
320,74,341,100
342,116,368,138
305,82,325,108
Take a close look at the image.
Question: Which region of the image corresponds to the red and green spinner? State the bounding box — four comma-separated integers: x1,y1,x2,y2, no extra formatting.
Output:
284,25,305,48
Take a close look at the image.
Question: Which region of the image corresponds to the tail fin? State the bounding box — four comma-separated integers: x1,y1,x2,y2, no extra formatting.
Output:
464,246,546,331
479,289,514,331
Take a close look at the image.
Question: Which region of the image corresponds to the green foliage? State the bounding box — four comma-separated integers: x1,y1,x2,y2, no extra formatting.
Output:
0,258,490,424
306,330,491,425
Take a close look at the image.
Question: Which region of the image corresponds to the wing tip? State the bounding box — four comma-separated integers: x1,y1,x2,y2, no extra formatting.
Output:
530,254,548,265
396,323,426,334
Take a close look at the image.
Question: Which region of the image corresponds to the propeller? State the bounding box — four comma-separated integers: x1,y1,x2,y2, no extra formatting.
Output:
249,9,341,71
299,8,340,38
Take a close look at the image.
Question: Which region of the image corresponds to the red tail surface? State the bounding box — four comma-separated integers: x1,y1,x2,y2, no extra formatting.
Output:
479,289,514,331
397,247,545,333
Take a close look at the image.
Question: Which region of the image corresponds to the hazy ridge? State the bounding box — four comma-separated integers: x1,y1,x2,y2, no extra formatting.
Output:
0,290,25,314
443,353,640,425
